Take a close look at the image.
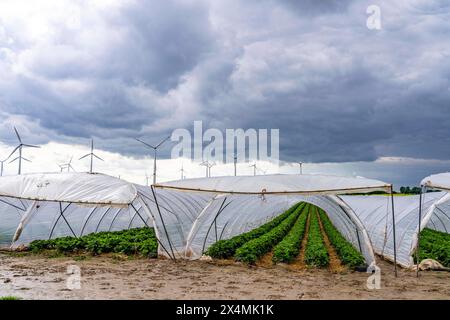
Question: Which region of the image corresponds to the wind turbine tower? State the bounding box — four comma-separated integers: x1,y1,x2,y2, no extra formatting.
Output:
136,136,170,185
79,139,103,174
8,127,40,175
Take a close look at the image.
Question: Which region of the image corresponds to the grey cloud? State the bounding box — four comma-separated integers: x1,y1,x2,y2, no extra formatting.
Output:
0,0,450,184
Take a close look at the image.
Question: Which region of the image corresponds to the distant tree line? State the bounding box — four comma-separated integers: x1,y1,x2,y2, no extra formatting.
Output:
399,186,422,194
350,187,440,196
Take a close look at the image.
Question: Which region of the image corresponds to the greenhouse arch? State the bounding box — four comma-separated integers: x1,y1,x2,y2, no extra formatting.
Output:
150,174,394,269
339,174,450,269
0,173,158,252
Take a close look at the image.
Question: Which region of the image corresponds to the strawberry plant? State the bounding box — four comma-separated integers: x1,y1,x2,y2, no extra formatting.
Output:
318,208,365,268
415,228,450,267
206,202,302,259
234,203,305,264
304,209,329,267
272,204,310,263
28,227,158,258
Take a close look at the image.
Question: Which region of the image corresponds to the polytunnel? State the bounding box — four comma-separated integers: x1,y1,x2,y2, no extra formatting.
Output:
338,172,450,268
0,173,155,249
150,174,394,269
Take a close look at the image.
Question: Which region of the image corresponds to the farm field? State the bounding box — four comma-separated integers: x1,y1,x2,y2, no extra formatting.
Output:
19,202,450,271
1,252,449,300
1,202,450,300
207,202,366,271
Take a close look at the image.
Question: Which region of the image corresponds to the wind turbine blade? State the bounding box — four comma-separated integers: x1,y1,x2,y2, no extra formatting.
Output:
9,157,19,164
79,154,90,160
22,144,40,148
69,156,73,164
135,138,155,149
69,165,76,172
156,135,171,149
7,145,20,159
13,127,22,143
93,154,104,161
22,157,31,162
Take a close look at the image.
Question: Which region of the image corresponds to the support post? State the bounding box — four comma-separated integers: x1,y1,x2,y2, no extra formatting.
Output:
416,186,424,277
390,188,398,277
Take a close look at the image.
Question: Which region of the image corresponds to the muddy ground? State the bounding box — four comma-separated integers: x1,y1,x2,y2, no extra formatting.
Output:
0,252,449,300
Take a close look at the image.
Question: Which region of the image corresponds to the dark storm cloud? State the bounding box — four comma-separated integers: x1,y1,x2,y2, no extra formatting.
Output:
279,0,355,15
1,0,450,170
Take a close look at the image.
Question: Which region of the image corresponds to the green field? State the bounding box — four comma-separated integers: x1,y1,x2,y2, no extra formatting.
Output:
207,202,366,269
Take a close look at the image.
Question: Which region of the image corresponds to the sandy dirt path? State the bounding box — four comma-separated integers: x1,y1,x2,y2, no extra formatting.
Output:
285,205,311,271
1,252,449,300
316,208,346,273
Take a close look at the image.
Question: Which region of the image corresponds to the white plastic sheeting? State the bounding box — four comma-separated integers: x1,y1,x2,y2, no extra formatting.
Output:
341,192,450,268
0,173,154,248
0,173,137,205
156,174,392,195
151,174,389,266
0,172,393,268
422,172,450,192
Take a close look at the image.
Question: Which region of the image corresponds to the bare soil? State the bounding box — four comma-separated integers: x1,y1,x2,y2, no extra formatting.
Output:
285,205,311,272
1,251,449,300
316,208,346,273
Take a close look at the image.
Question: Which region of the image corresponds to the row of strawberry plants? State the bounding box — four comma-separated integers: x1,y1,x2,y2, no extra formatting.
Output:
318,208,365,267
304,209,329,267
28,227,158,257
272,204,310,263
415,228,450,267
234,203,305,264
206,202,302,259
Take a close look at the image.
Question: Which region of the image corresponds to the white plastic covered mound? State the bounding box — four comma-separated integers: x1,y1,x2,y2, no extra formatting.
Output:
150,174,390,266
157,174,392,195
0,173,154,248
341,192,448,268
0,172,137,205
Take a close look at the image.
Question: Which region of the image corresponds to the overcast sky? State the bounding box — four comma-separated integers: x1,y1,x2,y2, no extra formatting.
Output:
0,0,449,186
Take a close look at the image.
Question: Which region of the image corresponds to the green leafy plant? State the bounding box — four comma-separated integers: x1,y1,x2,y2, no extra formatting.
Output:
234,203,305,264
272,204,310,263
28,227,158,258
304,209,329,267
415,228,450,267
318,208,365,268
206,203,302,259
0,296,22,300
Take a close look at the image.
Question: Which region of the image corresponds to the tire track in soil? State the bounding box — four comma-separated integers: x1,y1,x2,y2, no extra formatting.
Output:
316,208,346,273
286,205,311,272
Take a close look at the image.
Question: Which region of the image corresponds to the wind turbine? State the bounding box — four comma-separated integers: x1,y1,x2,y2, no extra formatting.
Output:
60,156,76,172
145,172,150,186
249,163,257,176
8,127,40,175
79,139,103,174
136,136,170,185
199,161,209,177
207,162,216,177
0,158,9,176
234,155,237,176
297,162,303,174
180,163,186,180
57,163,65,173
